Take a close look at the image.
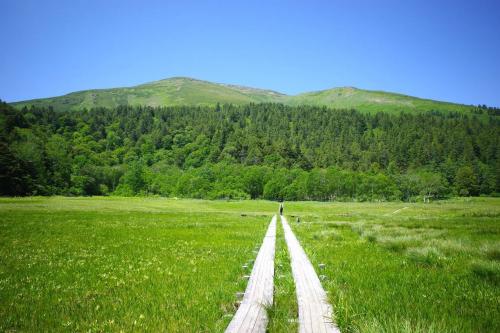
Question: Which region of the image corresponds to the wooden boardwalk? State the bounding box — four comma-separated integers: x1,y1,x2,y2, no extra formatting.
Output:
225,215,277,333
281,215,340,333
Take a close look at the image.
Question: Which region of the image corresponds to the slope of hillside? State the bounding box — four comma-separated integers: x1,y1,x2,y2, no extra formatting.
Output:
10,77,475,113
11,77,286,111
287,87,474,113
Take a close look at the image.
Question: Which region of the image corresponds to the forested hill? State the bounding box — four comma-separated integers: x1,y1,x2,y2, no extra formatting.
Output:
9,77,485,114
1,101,498,200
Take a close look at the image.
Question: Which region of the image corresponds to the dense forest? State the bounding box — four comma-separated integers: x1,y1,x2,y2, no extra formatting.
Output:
0,101,498,201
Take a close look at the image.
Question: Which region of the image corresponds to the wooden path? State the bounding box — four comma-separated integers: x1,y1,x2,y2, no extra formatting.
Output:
281,215,340,333
225,215,277,333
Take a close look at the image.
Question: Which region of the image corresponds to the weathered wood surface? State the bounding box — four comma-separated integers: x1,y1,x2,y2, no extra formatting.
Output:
281,216,340,333
225,215,276,333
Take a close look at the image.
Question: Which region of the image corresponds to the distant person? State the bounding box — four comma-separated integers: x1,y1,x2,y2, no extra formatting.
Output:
279,202,284,216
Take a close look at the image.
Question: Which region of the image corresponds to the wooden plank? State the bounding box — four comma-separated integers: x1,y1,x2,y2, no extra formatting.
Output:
281,216,341,333
225,215,276,333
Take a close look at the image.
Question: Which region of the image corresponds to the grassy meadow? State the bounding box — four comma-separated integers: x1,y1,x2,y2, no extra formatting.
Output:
0,197,274,332
0,197,499,332
285,198,500,332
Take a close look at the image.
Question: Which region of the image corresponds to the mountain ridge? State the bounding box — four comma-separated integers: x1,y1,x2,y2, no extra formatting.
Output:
9,76,476,114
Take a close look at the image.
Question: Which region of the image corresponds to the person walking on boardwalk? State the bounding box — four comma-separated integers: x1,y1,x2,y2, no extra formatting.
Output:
279,202,284,216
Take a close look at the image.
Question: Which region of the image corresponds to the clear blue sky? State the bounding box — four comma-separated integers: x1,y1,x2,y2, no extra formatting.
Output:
1,0,499,106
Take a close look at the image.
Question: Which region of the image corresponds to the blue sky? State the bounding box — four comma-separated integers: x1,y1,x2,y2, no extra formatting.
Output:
1,0,499,106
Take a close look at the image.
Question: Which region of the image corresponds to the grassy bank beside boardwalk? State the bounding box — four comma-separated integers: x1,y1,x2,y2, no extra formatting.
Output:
0,197,499,332
286,197,500,332
0,197,273,332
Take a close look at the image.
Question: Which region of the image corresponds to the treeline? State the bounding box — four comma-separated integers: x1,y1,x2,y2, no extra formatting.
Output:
112,163,456,201
0,101,498,201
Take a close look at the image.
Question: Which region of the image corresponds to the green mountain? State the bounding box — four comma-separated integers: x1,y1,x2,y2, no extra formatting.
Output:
286,87,474,113
10,77,475,113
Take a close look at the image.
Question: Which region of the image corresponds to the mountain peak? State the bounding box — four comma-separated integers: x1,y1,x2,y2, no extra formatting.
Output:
141,76,206,85
10,77,473,114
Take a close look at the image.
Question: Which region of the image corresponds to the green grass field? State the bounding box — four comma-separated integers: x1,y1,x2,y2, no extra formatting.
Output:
0,197,499,332
0,197,274,332
286,198,500,332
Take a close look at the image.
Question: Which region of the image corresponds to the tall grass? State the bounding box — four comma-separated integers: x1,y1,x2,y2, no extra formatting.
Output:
286,198,500,332
1,197,498,331
0,197,272,332
267,221,298,332
470,260,500,284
